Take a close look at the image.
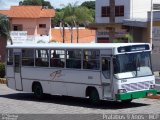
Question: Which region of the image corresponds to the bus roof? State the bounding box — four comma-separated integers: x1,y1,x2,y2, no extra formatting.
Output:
6,43,150,49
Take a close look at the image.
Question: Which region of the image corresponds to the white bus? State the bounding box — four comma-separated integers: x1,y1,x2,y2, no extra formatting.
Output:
6,43,157,103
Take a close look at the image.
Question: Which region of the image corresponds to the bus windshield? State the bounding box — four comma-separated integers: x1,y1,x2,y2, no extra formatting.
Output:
113,52,152,79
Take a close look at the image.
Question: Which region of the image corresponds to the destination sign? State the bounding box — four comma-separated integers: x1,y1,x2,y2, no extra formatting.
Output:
118,45,150,53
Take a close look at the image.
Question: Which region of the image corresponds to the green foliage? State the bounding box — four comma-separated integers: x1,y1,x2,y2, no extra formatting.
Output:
113,34,133,43
124,34,133,42
113,39,122,43
19,0,53,8
0,14,12,44
20,0,42,6
53,3,94,27
0,63,5,78
81,1,95,9
52,11,64,27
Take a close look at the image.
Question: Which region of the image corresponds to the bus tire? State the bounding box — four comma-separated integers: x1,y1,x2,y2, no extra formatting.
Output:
32,82,44,100
89,89,100,104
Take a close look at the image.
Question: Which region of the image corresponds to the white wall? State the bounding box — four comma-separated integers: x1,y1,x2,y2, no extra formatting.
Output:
96,0,160,23
131,0,160,19
96,0,130,23
96,0,109,23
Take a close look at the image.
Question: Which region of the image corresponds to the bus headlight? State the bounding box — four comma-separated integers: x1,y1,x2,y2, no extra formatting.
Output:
118,89,127,93
150,84,155,89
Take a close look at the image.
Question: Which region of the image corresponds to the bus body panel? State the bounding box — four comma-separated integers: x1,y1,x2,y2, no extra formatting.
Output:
20,67,103,98
7,78,16,90
114,75,155,93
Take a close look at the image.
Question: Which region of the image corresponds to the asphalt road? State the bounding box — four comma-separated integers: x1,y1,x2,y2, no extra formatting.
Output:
0,84,160,115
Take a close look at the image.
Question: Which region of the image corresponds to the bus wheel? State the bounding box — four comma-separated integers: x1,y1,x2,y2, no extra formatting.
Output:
33,83,44,99
89,89,100,104
121,99,132,104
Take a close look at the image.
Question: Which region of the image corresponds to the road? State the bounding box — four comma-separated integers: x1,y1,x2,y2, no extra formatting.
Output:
0,84,160,115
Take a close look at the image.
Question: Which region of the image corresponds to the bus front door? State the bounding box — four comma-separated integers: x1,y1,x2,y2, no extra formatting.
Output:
101,57,112,98
14,53,22,90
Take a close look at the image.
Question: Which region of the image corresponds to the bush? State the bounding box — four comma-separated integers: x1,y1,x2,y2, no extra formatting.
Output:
0,62,5,78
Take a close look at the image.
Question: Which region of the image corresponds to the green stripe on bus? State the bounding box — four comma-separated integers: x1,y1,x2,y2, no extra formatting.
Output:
116,89,157,100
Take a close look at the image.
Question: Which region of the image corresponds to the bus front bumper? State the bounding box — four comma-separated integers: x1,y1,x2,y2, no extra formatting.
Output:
115,89,157,101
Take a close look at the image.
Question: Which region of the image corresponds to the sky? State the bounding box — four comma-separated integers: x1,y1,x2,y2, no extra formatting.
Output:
0,0,95,10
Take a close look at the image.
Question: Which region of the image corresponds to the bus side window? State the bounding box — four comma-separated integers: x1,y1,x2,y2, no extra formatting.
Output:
83,50,100,70
22,49,34,66
50,50,65,68
7,49,13,65
35,49,49,67
66,49,81,69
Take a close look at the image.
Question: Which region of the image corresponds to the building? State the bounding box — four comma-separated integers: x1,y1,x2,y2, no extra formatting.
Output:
0,6,55,62
0,6,95,61
0,6,55,44
51,27,95,43
89,0,160,43
148,11,160,71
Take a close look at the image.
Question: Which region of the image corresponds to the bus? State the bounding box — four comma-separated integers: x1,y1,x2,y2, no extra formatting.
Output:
6,43,157,103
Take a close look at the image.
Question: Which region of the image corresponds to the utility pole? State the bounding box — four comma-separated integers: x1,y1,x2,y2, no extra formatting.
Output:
77,24,79,43
62,19,65,43
109,0,115,43
150,0,153,49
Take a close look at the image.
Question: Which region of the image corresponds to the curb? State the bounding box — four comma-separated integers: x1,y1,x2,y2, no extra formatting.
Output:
0,79,6,84
147,94,160,99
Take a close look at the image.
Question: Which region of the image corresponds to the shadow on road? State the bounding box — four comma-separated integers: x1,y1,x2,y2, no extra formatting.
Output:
0,93,150,109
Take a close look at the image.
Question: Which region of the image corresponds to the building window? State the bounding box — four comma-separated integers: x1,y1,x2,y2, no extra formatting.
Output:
115,6,124,17
39,24,46,28
13,25,23,31
97,37,109,43
101,6,110,17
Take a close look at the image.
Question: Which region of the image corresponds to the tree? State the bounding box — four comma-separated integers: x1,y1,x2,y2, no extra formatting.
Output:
0,14,12,44
81,1,95,9
19,0,53,9
57,3,94,43
81,1,95,21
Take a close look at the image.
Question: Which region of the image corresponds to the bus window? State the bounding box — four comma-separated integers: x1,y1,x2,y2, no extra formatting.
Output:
83,50,100,70
22,49,34,66
7,49,13,65
66,49,81,69
102,58,110,79
50,49,65,68
35,49,49,67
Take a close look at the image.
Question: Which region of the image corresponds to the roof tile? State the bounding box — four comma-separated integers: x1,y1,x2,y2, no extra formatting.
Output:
0,6,55,18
